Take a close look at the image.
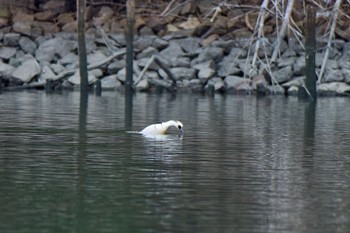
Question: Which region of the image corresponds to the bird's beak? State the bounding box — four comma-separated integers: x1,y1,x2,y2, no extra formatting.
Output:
180,128,184,134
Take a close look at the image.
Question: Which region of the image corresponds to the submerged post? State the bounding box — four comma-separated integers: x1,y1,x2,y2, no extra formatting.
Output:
125,0,135,93
77,0,88,94
299,5,317,100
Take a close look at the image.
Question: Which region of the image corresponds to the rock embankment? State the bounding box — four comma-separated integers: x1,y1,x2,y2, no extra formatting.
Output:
1,0,350,96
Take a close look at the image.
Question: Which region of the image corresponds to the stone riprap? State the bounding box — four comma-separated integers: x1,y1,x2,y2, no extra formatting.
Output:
0,1,350,96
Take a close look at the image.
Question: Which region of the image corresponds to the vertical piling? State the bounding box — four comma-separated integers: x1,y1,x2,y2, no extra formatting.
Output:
299,5,317,100
77,0,88,94
125,0,135,93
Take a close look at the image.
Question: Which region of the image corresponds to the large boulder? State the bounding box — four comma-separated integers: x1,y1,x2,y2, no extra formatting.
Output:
217,48,243,76
67,71,96,85
100,74,122,90
35,37,77,63
3,33,21,46
193,47,224,64
19,36,37,55
159,41,185,67
318,82,350,96
0,63,15,79
193,60,216,79
134,36,168,51
224,76,247,90
12,59,41,83
272,66,293,84
170,67,196,80
0,47,17,60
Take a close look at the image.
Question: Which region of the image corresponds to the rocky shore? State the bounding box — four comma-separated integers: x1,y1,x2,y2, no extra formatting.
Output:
1,0,350,96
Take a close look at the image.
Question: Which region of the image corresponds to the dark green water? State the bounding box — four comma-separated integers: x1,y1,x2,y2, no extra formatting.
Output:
0,91,349,233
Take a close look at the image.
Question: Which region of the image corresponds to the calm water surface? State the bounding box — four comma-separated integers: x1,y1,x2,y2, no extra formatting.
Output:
0,91,349,233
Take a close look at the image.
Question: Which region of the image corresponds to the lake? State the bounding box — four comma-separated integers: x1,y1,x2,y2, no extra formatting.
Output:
0,91,349,233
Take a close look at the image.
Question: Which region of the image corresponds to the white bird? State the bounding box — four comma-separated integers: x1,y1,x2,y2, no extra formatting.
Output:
140,120,184,135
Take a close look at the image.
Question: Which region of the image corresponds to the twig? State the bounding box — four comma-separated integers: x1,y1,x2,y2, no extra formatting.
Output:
252,0,269,67
133,55,176,90
134,55,155,87
318,0,342,84
160,0,177,17
53,49,126,81
210,6,222,22
270,0,295,63
93,19,119,52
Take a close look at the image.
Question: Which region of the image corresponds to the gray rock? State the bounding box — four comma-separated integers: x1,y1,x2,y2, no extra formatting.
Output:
217,48,242,76
12,59,41,83
19,36,37,55
90,69,103,78
277,56,295,67
67,71,96,85
60,52,78,65
116,68,137,82
139,26,155,36
134,36,168,51
50,63,66,74
326,60,338,69
251,75,268,91
13,22,31,36
212,40,246,55
281,76,305,88
266,85,285,95
342,69,350,84
3,33,21,46
136,47,158,59
194,47,224,64
206,77,224,91
159,42,184,66
193,60,216,79
144,71,159,79
135,79,149,91
281,49,296,58
40,65,56,80
174,37,201,53
287,86,299,95
170,67,196,80
36,38,77,62
172,57,191,68
85,35,97,54
237,60,257,78
13,54,35,66
0,47,17,59
288,36,304,54
108,34,126,47
315,53,324,67
0,63,15,79
324,68,343,82
224,76,247,89
137,57,160,70
107,60,125,74
188,79,202,91
293,56,305,75
338,52,350,69
318,82,350,96
100,74,122,90
87,51,107,65
272,66,292,83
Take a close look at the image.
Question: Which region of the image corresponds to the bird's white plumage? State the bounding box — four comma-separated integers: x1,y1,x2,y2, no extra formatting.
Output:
140,120,183,135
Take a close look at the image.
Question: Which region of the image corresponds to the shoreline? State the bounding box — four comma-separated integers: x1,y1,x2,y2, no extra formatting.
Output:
1,1,350,96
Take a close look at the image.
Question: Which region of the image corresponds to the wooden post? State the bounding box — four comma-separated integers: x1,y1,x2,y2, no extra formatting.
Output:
125,0,135,93
77,0,88,94
299,5,316,100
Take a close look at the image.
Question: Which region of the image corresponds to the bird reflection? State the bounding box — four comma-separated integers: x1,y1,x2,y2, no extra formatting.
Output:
141,134,183,159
